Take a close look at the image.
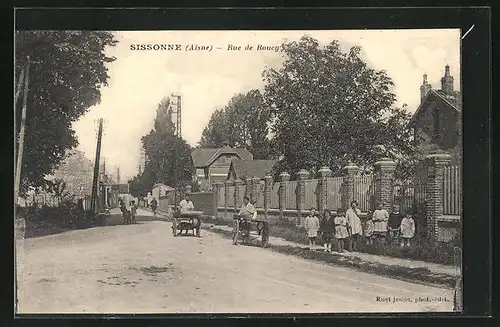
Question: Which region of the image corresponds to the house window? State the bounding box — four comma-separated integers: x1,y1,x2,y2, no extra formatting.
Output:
432,108,440,141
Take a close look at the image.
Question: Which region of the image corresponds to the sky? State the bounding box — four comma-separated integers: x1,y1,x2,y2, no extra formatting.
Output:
72,29,461,182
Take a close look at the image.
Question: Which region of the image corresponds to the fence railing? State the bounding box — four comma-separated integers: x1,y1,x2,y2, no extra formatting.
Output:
304,179,318,210
286,180,298,210
326,177,343,211
271,182,280,209
352,175,374,213
443,165,461,215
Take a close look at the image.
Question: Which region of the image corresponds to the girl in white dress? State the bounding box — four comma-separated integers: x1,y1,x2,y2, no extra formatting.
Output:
304,208,320,250
400,214,415,247
334,208,349,253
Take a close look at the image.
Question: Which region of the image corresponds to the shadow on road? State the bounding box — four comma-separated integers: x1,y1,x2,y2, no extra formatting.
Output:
104,214,161,227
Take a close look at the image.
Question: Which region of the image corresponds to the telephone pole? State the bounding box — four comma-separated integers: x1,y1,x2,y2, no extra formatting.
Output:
171,93,182,204
90,118,104,214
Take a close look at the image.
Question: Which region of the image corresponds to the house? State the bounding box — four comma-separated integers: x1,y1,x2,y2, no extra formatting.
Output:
191,145,253,191
227,158,277,182
408,65,462,165
48,149,94,197
151,183,175,200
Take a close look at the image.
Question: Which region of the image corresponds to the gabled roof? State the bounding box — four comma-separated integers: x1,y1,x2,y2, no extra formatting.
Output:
229,159,277,180
191,146,253,167
408,89,462,127
152,183,175,191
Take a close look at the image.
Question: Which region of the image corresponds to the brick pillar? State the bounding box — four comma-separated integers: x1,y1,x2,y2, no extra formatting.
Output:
342,162,360,210
297,169,310,226
317,167,332,215
224,180,232,217
373,158,397,211
252,177,260,205
264,175,273,220
278,172,290,219
425,152,452,242
234,179,243,210
245,177,253,202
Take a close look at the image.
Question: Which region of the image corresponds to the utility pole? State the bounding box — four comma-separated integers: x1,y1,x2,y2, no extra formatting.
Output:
171,93,182,205
90,118,104,214
14,57,31,206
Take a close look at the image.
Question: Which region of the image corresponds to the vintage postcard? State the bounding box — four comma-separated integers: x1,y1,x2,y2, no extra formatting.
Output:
15,29,462,314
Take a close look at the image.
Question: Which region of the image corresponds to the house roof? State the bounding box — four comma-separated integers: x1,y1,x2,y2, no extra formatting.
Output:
408,89,462,127
191,146,253,167
152,183,175,191
230,159,277,180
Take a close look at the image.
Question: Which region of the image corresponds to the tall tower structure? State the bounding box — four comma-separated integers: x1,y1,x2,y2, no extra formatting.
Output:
170,94,182,204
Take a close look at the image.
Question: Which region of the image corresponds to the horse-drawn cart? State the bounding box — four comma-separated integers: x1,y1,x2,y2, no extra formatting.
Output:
232,214,270,247
172,210,203,237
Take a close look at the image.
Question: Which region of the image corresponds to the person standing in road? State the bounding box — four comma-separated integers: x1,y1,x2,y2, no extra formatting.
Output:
372,202,389,247
150,198,158,218
304,207,320,250
130,200,138,224
346,200,363,251
320,209,335,253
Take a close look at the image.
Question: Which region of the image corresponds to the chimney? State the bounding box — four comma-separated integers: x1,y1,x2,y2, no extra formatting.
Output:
441,64,454,96
117,167,120,184
420,73,432,103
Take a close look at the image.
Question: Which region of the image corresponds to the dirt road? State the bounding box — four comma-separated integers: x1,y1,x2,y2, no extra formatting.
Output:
16,209,453,314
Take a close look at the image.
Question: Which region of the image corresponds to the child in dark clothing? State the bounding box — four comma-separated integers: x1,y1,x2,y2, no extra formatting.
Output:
387,204,403,244
320,210,335,253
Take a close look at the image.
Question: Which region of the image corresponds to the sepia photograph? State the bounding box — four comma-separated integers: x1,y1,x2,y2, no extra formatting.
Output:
15,28,463,314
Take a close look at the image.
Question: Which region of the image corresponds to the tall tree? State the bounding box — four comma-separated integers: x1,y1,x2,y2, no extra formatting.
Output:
199,89,274,159
130,97,193,196
263,36,413,178
15,31,117,195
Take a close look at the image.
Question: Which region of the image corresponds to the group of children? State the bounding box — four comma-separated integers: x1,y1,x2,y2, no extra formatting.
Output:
120,199,138,225
304,201,416,253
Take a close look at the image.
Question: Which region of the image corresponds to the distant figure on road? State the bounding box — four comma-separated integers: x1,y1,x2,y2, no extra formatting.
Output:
179,193,195,213
304,207,320,250
150,198,158,218
130,200,138,224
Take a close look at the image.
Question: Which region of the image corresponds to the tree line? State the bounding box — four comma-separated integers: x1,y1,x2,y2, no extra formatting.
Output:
200,36,420,180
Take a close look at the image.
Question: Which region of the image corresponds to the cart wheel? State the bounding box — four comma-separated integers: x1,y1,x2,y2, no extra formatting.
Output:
232,220,239,245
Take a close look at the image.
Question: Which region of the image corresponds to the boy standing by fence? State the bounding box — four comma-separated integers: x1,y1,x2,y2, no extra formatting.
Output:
387,204,403,245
